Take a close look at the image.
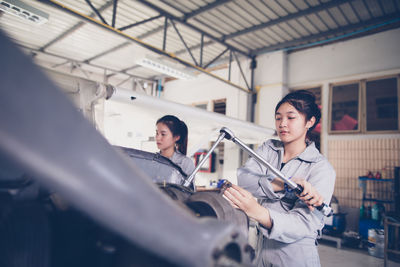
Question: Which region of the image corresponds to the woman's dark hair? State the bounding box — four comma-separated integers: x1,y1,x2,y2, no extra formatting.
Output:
156,115,189,155
275,90,321,132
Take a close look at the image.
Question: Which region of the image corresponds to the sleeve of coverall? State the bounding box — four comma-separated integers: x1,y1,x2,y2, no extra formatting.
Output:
259,160,336,243
237,142,283,200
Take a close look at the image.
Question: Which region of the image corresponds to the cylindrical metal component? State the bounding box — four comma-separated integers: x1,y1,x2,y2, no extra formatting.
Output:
186,191,249,235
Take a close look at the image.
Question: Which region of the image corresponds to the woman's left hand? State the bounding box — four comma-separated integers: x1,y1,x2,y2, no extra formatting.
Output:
292,178,324,211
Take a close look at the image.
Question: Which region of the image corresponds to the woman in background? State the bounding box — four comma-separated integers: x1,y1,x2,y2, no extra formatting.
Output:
223,90,336,267
156,115,195,177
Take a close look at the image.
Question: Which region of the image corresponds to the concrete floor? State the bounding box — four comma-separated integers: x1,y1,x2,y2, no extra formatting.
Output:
319,244,400,267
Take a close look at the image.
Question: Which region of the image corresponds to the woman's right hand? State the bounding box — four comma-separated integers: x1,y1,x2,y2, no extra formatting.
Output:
292,178,324,211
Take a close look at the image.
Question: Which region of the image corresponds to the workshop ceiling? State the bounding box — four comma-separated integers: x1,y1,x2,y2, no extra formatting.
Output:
1,0,399,86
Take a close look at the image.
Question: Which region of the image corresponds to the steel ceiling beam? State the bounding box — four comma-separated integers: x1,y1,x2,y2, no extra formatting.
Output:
94,25,206,76
20,44,155,82
361,0,373,19
118,15,162,31
199,34,204,67
311,9,331,31
170,19,198,66
338,4,351,25
349,1,362,22
40,22,85,52
107,39,215,78
40,1,113,51
204,48,229,69
232,52,250,91
228,51,232,81
162,17,168,51
39,0,250,93
86,17,168,65
77,1,242,70
112,0,118,28
85,0,108,25
148,0,228,40
84,42,130,63
251,12,400,55
136,0,250,57
182,0,233,21
222,0,353,40
258,0,303,39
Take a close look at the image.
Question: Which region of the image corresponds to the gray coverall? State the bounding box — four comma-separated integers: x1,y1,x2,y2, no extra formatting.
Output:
238,139,336,267
170,150,195,176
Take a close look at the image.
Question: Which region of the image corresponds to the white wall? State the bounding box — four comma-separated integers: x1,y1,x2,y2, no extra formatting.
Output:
287,28,400,85
163,64,251,121
253,51,289,129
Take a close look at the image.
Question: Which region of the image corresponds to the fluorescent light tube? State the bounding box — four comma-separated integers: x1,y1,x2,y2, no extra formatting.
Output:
136,55,196,80
0,0,49,25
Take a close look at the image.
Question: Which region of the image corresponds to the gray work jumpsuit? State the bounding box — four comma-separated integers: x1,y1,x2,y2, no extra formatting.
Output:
170,150,195,177
238,139,336,267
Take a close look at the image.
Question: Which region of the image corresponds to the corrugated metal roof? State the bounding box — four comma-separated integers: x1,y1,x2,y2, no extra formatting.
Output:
0,0,399,87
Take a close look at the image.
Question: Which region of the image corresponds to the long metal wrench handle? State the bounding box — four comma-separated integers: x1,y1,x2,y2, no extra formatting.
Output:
220,127,332,217
183,131,226,187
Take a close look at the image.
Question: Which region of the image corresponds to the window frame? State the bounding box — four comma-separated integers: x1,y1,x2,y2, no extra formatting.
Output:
212,98,227,115
192,101,209,111
328,74,400,134
328,80,362,134
361,74,400,134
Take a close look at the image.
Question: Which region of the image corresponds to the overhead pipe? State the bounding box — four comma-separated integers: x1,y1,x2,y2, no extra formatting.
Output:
106,86,275,143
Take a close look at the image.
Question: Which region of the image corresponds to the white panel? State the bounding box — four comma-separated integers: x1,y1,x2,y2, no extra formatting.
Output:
106,88,274,150
288,28,400,85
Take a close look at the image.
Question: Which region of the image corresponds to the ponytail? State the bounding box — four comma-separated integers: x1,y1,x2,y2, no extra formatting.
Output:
156,115,189,155
177,120,188,155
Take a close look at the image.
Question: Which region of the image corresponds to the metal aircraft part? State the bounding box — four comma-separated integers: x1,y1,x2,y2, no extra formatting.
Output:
118,146,253,258
186,191,249,236
117,146,188,185
0,30,253,266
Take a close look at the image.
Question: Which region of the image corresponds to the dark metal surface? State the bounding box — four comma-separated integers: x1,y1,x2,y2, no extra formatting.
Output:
117,146,188,185
187,191,249,236
0,30,253,267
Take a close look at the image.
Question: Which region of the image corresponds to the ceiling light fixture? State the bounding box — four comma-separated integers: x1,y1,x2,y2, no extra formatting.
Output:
136,55,196,80
0,0,49,25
